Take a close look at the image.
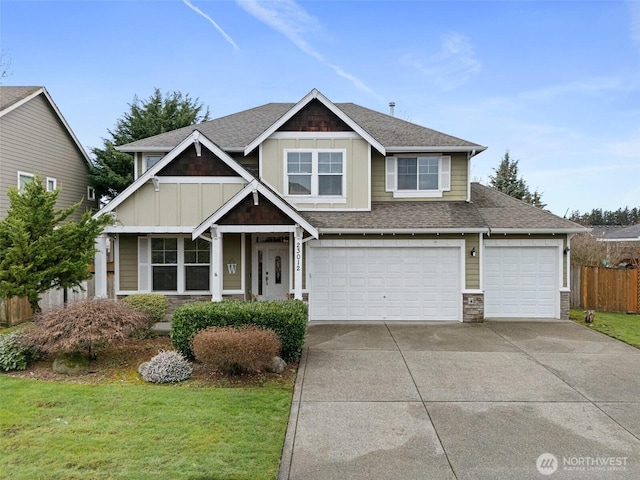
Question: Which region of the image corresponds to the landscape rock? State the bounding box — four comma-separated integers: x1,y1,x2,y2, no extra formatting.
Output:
52,353,89,375
267,356,286,374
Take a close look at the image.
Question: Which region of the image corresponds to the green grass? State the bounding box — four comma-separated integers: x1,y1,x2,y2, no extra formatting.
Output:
570,308,640,349
0,377,292,479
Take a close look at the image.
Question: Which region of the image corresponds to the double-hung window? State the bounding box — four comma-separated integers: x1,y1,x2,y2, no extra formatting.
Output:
17,172,34,193
184,238,210,291
386,155,451,198
286,149,345,199
151,238,178,291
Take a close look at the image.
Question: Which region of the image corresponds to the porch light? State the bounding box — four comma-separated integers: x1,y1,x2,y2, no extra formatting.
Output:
470,247,476,257
564,247,570,255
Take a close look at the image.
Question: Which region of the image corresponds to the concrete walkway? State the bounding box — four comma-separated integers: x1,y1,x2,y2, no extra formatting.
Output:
278,321,640,480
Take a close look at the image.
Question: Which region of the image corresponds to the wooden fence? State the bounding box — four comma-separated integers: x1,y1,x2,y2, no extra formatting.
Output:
571,266,639,313
0,263,115,328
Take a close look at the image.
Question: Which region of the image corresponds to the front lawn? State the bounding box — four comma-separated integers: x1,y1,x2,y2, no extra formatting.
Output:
570,308,640,349
0,376,292,479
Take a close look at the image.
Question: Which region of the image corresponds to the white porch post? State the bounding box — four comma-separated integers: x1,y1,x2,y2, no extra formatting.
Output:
294,226,303,300
211,227,222,301
94,234,108,298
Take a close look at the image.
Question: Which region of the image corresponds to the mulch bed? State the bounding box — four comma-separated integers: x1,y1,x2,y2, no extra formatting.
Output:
5,335,297,387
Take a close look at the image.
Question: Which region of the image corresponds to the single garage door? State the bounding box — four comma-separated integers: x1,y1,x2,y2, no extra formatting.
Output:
308,242,461,321
484,246,559,318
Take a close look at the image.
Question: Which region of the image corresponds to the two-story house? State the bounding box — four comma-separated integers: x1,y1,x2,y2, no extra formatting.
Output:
93,89,586,321
0,86,97,219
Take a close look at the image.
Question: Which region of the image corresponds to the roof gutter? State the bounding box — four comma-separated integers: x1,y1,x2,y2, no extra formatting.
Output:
318,228,489,235
489,228,590,235
386,145,487,154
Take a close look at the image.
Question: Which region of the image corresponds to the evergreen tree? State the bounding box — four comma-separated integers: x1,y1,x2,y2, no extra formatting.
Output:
488,151,546,208
90,88,210,202
0,178,113,312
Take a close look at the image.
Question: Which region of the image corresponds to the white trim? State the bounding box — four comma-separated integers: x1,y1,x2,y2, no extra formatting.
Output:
87,186,96,201
484,238,563,247
490,228,588,234
211,231,222,301
46,177,57,191
310,238,465,248
17,171,34,191
155,176,246,184
95,130,254,216
284,148,347,200
367,144,372,211
117,146,172,153
599,237,640,242
105,226,195,234
318,228,488,235
478,232,484,292
113,235,120,294
217,225,297,234
386,155,451,198
222,289,245,295
134,152,139,180
462,289,483,294
244,88,386,156
270,131,361,140
0,87,45,117
387,145,487,153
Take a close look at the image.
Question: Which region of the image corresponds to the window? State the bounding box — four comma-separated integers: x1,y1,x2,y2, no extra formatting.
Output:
87,186,96,201
151,238,178,291
17,172,34,193
46,177,57,192
386,156,451,198
144,155,162,171
286,149,345,198
184,238,210,291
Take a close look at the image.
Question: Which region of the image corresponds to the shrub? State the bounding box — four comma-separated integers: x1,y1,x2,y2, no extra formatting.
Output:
192,326,281,375
21,299,150,360
0,330,39,371
171,300,307,362
138,350,192,383
121,294,168,323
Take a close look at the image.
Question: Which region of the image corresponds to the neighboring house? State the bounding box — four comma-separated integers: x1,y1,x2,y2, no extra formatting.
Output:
600,224,640,266
0,86,97,219
93,89,586,321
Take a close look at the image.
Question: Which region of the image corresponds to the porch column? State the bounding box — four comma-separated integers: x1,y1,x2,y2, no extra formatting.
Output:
94,234,108,298
211,227,222,302
294,226,303,300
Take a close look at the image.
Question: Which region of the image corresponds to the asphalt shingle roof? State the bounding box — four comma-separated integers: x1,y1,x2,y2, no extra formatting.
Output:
603,224,640,240
0,86,41,112
299,183,586,232
120,102,483,152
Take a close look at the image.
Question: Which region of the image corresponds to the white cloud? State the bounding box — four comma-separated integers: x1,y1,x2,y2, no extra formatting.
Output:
183,0,240,51
236,0,377,96
400,32,481,91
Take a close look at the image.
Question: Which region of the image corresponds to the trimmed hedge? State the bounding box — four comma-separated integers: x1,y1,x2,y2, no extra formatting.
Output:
121,294,168,323
171,300,307,362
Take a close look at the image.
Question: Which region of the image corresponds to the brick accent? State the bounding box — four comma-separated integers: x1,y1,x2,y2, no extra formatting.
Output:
462,293,484,323
219,194,294,226
560,291,570,320
158,144,239,176
279,99,352,132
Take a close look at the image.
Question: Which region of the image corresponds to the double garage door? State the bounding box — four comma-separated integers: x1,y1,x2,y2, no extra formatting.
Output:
484,243,560,318
308,241,461,321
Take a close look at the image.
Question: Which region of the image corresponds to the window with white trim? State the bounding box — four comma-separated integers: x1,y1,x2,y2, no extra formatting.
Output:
285,149,345,198
144,155,162,173
46,177,57,192
17,172,34,193
87,186,96,201
386,155,451,198
142,237,211,293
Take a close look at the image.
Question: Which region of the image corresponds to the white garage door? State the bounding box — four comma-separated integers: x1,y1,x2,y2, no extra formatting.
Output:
308,242,461,321
484,246,559,318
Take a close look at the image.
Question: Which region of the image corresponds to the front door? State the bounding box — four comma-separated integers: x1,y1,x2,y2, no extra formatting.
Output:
256,242,289,300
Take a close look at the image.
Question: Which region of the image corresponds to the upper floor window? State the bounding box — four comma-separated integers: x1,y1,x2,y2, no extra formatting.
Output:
285,149,345,198
87,186,96,201
46,177,57,192
144,155,162,171
17,172,34,193
386,156,451,198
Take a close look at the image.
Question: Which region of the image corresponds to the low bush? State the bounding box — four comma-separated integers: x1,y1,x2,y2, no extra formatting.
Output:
22,299,150,360
192,326,281,375
171,300,307,362
139,350,192,383
121,294,168,323
0,330,39,371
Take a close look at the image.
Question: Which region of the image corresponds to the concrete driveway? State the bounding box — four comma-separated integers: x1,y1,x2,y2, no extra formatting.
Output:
278,321,640,480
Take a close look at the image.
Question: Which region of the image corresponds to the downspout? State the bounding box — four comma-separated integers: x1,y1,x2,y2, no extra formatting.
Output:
467,149,476,203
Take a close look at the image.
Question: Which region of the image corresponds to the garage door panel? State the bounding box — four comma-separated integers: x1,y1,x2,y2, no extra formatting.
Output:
310,245,461,321
484,246,558,318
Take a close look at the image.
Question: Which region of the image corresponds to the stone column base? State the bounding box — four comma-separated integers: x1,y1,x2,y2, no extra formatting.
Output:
463,293,484,323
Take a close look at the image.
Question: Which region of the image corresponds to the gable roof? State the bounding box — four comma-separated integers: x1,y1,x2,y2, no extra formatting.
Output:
601,224,640,241
0,86,92,166
192,179,318,239
96,130,254,215
117,89,486,155
300,183,588,234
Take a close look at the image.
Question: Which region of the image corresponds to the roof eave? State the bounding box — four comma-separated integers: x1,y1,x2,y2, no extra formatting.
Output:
318,227,488,235
489,228,589,235
387,145,488,154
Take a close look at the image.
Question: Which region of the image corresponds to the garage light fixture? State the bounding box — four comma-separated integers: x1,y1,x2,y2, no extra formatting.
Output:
470,247,476,257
